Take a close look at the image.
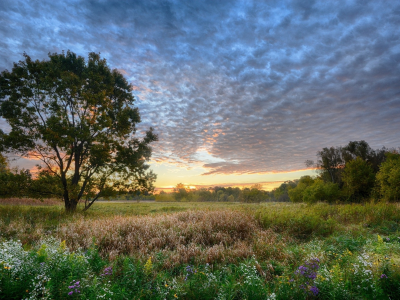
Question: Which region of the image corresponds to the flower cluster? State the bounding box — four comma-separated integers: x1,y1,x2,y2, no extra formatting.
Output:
294,258,320,296
101,266,112,277
68,280,81,296
185,265,196,281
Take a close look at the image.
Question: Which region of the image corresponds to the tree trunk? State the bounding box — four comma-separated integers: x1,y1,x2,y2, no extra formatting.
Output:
65,198,78,213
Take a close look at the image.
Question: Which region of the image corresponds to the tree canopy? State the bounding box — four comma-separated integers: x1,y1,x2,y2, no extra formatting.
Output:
0,51,157,212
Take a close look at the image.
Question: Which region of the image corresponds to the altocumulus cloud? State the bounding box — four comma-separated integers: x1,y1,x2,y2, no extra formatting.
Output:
0,0,399,175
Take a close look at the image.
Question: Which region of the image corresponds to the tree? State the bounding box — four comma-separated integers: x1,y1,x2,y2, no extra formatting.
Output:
307,146,344,184
341,157,375,201
0,51,157,212
342,140,388,173
173,183,189,201
288,175,315,203
376,152,400,201
302,179,340,204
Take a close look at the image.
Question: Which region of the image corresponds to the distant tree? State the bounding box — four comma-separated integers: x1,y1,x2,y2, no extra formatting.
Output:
302,179,340,204
173,183,189,201
307,147,344,184
0,51,157,212
342,140,388,173
308,141,389,186
250,183,263,190
342,140,372,162
376,152,400,202
0,168,31,198
271,180,297,202
29,168,64,200
342,157,375,201
288,175,315,203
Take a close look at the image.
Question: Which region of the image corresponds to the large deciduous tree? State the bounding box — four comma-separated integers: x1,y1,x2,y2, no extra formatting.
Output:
0,51,157,212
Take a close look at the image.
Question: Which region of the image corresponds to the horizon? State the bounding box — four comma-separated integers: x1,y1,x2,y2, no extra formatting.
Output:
1,1,399,190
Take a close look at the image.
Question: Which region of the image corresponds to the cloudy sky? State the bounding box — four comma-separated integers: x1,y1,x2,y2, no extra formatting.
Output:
1,0,400,190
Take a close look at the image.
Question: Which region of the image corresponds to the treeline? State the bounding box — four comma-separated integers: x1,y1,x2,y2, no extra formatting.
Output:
0,154,152,201
289,140,400,203
155,183,294,203
158,140,399,204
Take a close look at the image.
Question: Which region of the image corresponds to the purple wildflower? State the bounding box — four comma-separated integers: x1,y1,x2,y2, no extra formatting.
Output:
185,265,195,281
380,274,388,279
67,280,81,296
101,266,112,277
309,286,319,296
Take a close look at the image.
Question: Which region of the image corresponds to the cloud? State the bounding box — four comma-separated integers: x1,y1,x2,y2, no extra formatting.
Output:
1,0,400,175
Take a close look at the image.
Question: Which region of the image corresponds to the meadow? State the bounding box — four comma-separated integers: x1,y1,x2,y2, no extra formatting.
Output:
1,200,400,299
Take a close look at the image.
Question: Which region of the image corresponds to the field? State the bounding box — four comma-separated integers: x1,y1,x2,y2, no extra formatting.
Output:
1,201,400,299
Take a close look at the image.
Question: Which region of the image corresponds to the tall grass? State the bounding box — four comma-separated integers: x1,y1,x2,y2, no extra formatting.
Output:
255,202,400,238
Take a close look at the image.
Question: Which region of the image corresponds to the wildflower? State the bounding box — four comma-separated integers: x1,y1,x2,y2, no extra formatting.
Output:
185,265,194,281
380,274,388,279
68,280,81,296
165,284,168,287
309,286,319,296
101,266,112,277
144,257,153,275
174,294,178,298
378,235,383,243
60,240,66,250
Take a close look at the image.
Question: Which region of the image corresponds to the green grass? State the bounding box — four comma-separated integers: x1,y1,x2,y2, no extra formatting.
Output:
86,201,256,216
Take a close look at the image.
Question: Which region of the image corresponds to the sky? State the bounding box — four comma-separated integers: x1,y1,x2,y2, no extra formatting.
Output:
1,0,400,191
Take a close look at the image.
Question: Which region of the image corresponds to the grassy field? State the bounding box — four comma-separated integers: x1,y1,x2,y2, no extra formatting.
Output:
1,200,400,299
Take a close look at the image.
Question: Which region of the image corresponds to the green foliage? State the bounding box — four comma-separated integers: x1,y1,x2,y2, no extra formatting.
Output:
0,168,31,198
342,157,375,201
270,180,297,202
0,51,157,212
0,153,8,173
302,179,340,204
376,152,400,201
288,175,315,203
305,141,395,203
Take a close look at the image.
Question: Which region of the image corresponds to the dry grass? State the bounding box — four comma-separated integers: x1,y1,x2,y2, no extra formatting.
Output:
0,207,290,267
58,210,290,267
0,197,62,206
